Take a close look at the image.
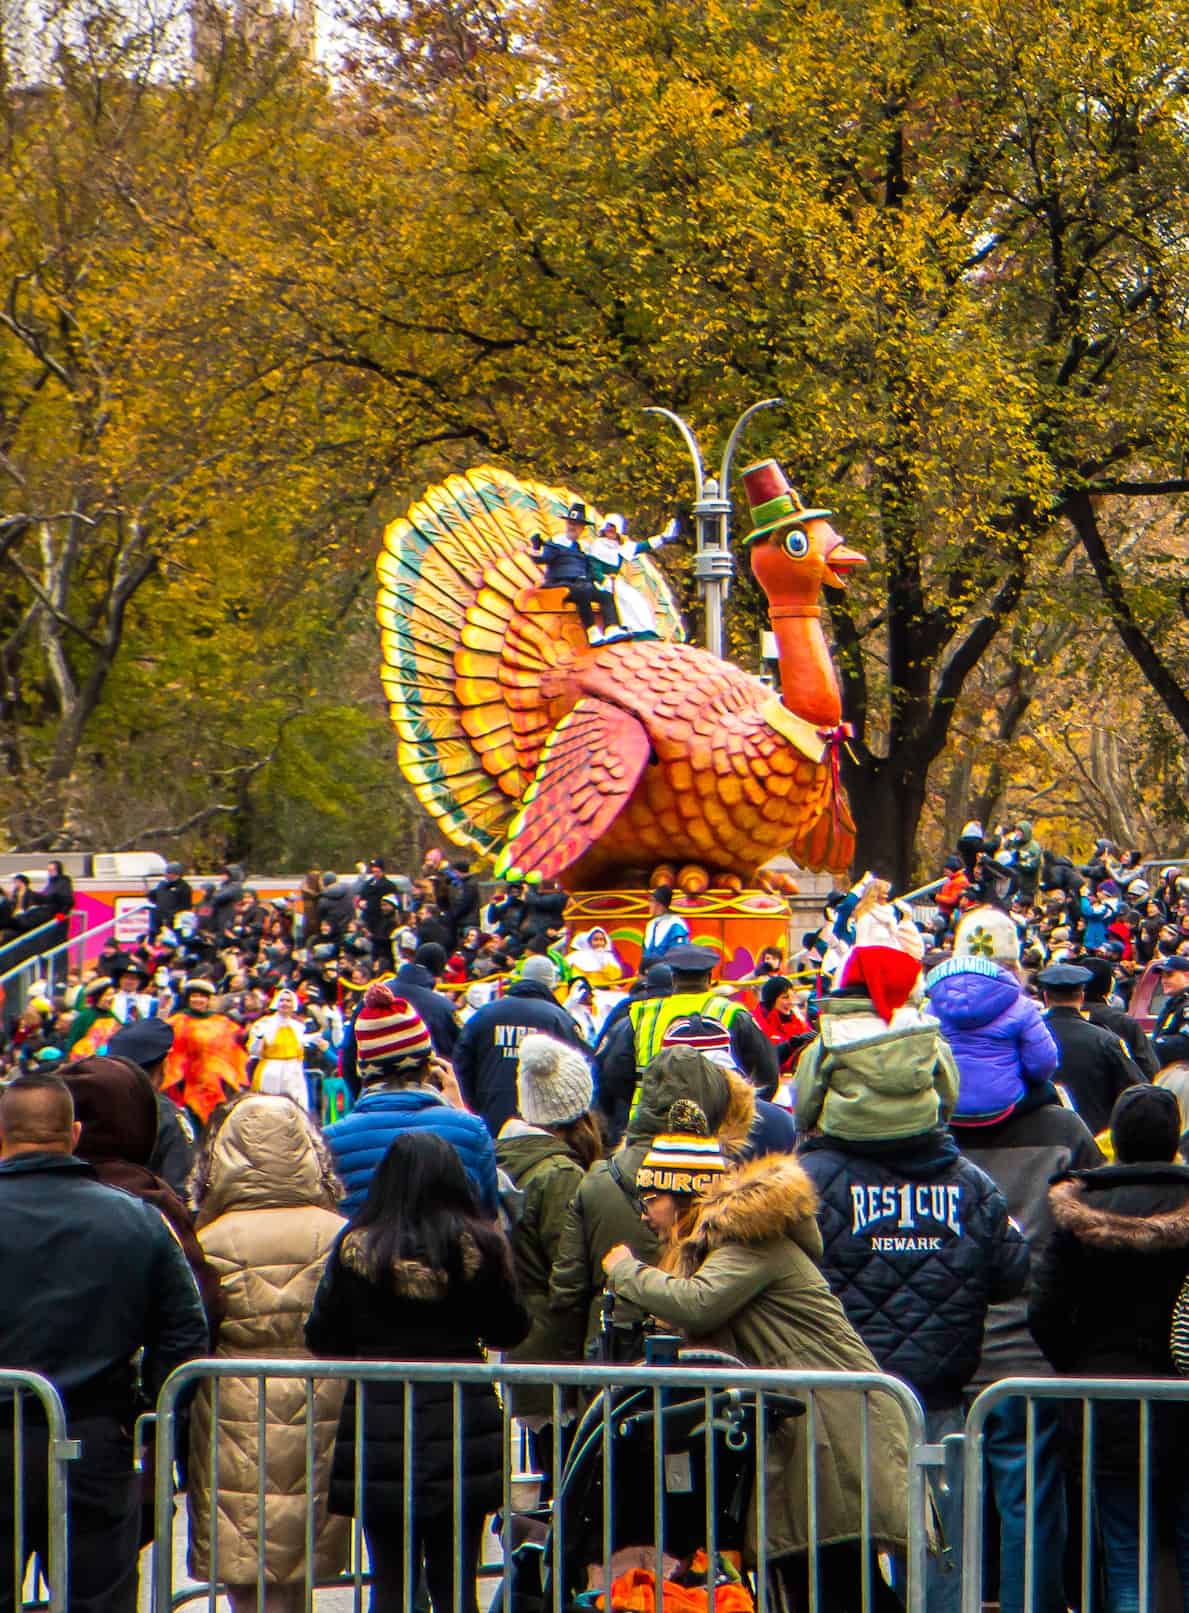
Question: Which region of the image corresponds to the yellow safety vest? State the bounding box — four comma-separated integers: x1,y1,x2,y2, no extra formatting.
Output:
626,991,743,1120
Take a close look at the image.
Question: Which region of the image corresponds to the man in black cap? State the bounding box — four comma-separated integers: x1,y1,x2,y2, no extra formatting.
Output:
148,861,193,940
1081,955,1159,1078
1037,961,1144,1136
107,1018,196,1196
598,944,778,1132
393,941,461,1058
1151,955,1189,1070
361,857,400,972
531,504,625,646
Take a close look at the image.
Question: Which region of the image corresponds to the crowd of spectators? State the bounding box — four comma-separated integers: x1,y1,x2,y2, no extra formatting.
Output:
6,825,1189,1611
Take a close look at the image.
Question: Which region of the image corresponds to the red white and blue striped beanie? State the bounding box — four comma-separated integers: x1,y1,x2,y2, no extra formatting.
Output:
355,984,433,1071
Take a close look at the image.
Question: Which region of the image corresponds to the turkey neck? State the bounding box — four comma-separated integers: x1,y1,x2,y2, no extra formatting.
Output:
768,602,842,729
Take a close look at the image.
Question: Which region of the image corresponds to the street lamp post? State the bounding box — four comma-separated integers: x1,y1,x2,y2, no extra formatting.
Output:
644,399,782,658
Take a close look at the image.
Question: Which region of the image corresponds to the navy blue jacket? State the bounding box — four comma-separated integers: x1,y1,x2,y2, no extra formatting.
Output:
0,1153,208,1414
325,1087,499,1219
535,535,590,586
452,981,587,1136
797,1130,1027,1406
1154,987,1189,1069
393,963,460,1058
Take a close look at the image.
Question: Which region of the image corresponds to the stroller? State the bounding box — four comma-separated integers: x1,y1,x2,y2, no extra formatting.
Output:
496,1339,804,1613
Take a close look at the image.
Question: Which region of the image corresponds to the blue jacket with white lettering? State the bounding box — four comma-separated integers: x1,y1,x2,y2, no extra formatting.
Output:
451,980,588,1137
797,1129,1028,1405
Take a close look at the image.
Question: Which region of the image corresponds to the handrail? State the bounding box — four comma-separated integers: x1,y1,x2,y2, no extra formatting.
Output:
0,902,150,989
0,917,61,971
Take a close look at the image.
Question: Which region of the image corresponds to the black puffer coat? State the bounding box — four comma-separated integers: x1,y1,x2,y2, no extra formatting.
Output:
797,1129,1027,1406
1029,1162,1189,1473
304,1228,528,1522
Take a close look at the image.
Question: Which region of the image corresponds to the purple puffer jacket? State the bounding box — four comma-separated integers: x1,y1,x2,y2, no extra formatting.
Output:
925,956,1058,1121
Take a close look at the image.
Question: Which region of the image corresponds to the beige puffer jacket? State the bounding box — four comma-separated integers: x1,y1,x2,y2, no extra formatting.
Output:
186,1094,348,1586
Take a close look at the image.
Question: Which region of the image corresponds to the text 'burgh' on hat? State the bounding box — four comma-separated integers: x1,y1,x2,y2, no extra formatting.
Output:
637,1127,729,1198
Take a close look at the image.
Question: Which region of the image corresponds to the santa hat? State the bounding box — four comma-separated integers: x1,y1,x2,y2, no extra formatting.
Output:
836,890,923,1023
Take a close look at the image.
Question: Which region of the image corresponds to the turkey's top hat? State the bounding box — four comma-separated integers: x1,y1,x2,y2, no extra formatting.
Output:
740,459,831,541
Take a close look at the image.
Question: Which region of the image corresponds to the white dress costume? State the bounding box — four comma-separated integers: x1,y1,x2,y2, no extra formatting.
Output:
585,515,675,638
248,994,311,1109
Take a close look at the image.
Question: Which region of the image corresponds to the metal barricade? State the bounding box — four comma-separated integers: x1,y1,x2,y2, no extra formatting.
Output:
0,1372,76,1613
962,1375,1189,1613
151,1357,930,1613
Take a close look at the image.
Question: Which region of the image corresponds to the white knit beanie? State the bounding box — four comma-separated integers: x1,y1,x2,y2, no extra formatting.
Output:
954,905,1020,964
516,1034,593,1128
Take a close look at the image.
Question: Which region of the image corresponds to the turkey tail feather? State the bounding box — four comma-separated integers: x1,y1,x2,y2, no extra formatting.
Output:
377,465,681,857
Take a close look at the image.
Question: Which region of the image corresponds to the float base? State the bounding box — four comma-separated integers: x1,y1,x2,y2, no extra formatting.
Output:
565,888,791,979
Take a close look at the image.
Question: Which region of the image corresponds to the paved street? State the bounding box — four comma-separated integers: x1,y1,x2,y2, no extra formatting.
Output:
137,1501,506,1610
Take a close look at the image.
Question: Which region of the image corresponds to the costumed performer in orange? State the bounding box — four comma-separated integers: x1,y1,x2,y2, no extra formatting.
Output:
164,978,248,1128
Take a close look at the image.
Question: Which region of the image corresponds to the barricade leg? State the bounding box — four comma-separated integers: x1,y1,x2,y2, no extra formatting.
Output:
0,1379,77,1613
0,1408,47,1613
981,1396,1068,1613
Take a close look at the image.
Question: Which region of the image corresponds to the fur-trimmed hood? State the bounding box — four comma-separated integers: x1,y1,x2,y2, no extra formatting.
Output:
340,1226,481,1297
1050,1167,1189,1253
668,1155,822,1276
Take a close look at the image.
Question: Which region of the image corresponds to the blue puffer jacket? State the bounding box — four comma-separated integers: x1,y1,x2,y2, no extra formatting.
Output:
798,1129,1028,1405
325,1088,499,1218
925,956,1058,1122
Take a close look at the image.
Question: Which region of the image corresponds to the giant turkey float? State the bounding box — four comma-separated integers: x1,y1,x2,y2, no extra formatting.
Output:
376,460,863,974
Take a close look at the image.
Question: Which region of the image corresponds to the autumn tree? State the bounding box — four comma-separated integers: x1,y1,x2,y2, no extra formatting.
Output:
6,0,1189,880
217,0,1186,882
0,0,428,855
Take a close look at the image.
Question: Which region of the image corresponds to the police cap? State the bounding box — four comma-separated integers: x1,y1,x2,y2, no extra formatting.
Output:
1035,962,1092,990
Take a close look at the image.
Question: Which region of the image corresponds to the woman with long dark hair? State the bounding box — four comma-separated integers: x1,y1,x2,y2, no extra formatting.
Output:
305,1131,528,1613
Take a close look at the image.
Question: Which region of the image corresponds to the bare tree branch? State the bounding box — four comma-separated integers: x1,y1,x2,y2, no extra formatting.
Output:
112,803,237,850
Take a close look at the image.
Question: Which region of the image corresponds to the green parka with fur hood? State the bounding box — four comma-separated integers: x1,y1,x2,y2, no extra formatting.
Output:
608,1154,911,1559
495,1122,589,1414
549,1046,755,1353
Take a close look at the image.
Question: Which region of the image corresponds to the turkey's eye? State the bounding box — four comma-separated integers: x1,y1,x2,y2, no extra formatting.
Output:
783,530,809,559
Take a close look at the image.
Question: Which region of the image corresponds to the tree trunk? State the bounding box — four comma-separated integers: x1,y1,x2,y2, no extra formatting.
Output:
844,751,929,891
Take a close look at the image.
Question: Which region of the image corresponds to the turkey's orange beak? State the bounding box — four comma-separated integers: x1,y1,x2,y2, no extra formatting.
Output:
823,533,865,590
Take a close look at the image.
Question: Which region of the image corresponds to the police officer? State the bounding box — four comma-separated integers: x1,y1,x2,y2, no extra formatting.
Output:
597,944,778,1135
1037,961,1144,1136
107,1017,196,1197
1151,955,1189,1070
